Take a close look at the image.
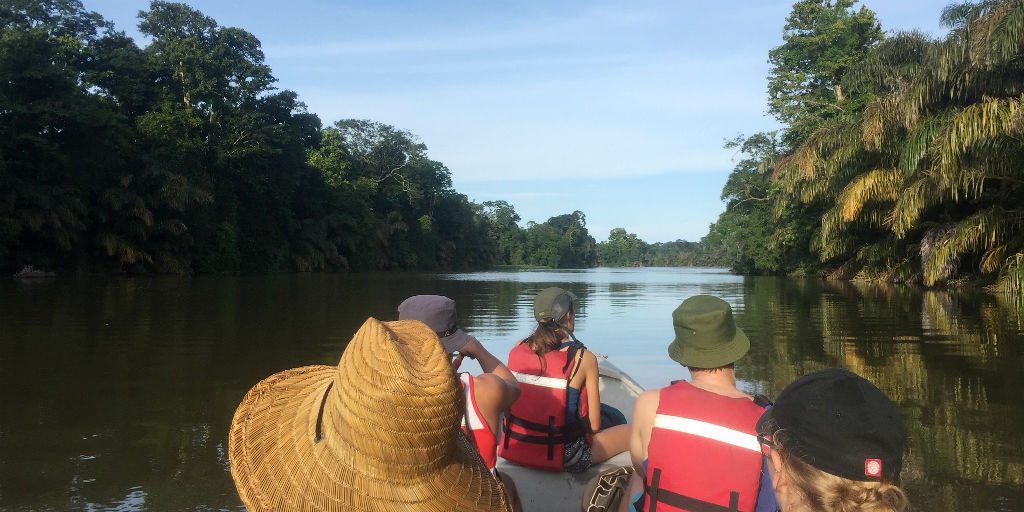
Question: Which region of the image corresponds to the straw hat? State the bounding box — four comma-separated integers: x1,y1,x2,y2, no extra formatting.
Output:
228,318,512,512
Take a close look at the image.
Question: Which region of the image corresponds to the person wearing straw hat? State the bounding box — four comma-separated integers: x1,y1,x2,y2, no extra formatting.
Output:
397,295,523,512
228,318,514,512
621,295,778,512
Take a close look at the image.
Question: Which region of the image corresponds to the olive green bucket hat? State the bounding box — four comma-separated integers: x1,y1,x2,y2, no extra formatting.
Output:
667,295,749,369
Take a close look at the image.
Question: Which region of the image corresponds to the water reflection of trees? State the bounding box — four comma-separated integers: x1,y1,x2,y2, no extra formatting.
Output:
736,278,1024,510
0,278,252,510
3,275,1022,510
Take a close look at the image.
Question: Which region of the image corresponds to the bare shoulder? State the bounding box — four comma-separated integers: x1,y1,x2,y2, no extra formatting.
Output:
633,389,660,421
472,373,505,395
635,389,660,410
580,350,598,367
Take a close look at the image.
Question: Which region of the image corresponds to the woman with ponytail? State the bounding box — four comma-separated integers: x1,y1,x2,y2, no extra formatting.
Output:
756,368,910,512
499,287,630,473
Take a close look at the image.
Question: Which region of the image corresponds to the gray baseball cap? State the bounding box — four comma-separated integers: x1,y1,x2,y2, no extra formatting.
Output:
533,287,579,324
397,295,472,353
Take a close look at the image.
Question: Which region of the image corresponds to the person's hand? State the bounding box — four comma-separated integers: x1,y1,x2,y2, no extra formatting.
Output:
457,335,484,360
450,352,465,372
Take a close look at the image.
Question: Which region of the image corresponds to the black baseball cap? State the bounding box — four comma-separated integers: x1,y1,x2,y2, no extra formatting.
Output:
756,368,905,482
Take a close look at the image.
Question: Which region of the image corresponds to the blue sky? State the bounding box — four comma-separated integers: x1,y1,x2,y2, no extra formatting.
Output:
91,0,947,242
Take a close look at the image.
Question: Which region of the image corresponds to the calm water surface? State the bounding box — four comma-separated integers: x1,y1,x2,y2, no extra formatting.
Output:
0,268,1022,511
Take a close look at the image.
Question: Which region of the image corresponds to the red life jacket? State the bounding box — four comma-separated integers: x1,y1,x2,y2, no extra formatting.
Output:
499,341,588,471
643,381,765,512
460,373,498,470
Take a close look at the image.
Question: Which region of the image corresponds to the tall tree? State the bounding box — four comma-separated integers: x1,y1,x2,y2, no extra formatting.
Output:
704,0,885,277
482,200,525,265
767,0,883,146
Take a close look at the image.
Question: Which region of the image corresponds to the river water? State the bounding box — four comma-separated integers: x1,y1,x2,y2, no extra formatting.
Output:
0,268,1021,511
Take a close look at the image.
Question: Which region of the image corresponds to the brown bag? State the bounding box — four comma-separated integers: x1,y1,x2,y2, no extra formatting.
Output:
581,465,635,512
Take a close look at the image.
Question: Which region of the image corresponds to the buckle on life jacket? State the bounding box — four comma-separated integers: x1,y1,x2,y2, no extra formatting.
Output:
645,468,741,512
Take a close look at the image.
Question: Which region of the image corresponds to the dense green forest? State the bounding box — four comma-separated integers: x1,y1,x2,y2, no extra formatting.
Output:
10,0,1024,285
596,228,718,267
0,0,618,274
703,0,1024,294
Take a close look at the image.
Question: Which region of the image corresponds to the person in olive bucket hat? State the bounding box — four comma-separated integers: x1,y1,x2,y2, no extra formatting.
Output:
620,295,779,512
667,294,750,368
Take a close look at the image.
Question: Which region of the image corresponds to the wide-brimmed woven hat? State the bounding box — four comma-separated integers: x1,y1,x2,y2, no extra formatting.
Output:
228,318,512,512
398,295,472,353
667,295,749,369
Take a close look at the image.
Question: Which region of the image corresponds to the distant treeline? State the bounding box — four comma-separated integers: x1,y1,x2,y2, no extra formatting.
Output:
595,228,722,268
0,1,653,274
702,0,1024,293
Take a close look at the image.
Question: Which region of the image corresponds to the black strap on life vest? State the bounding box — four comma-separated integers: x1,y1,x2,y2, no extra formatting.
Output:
502,414,570,460
645,468,740,512
561,339,586,373
502,413,586,460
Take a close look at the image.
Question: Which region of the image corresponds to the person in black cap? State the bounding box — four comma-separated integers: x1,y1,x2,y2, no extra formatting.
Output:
756,368,909,512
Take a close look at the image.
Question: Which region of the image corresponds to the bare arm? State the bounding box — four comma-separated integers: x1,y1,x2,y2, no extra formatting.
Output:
582,352,602,433
630,390,659,473
460,336,520,409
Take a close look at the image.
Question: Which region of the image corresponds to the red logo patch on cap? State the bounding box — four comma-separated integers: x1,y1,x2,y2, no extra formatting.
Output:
865,459,883,477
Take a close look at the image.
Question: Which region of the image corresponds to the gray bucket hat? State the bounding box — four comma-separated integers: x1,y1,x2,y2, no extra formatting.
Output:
398,295,472,353
667,295,749,369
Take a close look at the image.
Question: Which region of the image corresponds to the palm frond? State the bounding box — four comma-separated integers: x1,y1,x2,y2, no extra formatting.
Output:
898,111,948,176
837,168,903,222
818,207,856,261
922,207,1024,285
981,244,1008,272
887,176,940,237
935,94,1024,172
843,31,933,95
781,117,863,179
98,232,153,266
996,251,1024,293
968,0,1024,68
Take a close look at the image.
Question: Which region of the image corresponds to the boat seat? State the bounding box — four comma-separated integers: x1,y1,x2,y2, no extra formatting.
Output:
496,450,633,512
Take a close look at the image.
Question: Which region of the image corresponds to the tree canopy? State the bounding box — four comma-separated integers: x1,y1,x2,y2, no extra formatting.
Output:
0,1,620,274
706,0,1024,293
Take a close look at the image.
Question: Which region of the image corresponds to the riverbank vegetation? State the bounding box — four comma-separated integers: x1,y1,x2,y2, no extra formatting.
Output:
704,0,1024,294
596,228,719,267
10,0,1024,288
1,1,610,273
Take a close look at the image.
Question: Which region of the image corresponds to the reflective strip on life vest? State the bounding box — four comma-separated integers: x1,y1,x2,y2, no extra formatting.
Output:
461,373,487,431
652,414,760,452
511,371,568,389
